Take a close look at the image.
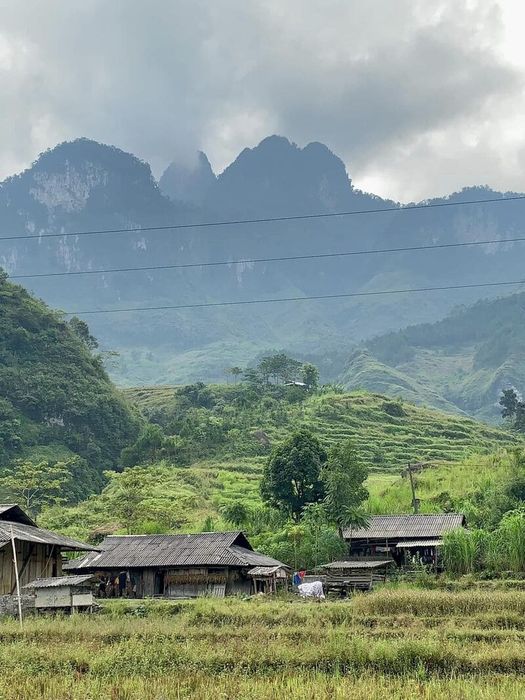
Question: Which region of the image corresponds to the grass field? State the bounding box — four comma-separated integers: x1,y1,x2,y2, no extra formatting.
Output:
3,588,525,699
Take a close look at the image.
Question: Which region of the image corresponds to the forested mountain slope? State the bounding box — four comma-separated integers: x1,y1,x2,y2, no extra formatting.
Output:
341,292,525,421
1,136,524,385
0,274,140,498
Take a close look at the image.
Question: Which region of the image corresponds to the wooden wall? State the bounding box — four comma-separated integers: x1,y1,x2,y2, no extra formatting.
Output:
0,541,62,595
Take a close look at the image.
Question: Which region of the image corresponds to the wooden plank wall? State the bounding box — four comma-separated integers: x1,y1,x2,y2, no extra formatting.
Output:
0,542,61,595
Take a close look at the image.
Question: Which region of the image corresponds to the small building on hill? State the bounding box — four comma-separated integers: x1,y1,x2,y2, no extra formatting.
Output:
65,531,288,598
343,513,466,568
0,504,98,598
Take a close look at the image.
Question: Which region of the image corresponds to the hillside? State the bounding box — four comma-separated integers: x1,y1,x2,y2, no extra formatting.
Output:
1,136,525,385
341,292,525,421
0,273,139,498
42,385,518,541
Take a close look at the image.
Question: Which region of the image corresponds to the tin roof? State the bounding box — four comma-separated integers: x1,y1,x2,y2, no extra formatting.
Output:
248,565,287,576
0,521,98,551
65,531,285,571
344,514,465,540
322,559,394,570
22,575,95,589
396,539,443,548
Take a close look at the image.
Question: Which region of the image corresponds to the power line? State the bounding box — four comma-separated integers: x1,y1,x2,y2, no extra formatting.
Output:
1,194,524,243
9,235,525,281
66,279,525,316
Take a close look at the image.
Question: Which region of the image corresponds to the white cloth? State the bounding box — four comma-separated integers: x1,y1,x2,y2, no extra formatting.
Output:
297,581,325,599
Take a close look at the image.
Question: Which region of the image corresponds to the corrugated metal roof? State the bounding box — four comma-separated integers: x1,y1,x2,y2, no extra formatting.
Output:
248,565,286,576
22,575,94,589
396,539,443,548
322,560,394,570
344,514,465,540
0,521,98,551
65,532,285,570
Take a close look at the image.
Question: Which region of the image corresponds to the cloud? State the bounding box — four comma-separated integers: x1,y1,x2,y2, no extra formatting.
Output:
0,0,523,200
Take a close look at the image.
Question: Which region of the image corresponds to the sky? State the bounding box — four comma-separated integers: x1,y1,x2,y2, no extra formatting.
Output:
1,0,525,202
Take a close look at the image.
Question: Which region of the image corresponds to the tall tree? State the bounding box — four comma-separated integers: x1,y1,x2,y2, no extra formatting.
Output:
500,389,519,419
0,459,73,518
301,363,319,390
260,429,326,520
322,440,369,538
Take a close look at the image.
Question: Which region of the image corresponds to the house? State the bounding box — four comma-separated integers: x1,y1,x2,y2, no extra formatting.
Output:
65,531,289,598
0,504,98,597
343,513,466,568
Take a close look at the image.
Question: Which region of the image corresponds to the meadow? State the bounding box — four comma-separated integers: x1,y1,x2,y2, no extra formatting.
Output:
3,588,525,699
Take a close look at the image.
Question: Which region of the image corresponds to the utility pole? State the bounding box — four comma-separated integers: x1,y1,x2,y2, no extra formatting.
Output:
406,464,420,514
10,525,23,628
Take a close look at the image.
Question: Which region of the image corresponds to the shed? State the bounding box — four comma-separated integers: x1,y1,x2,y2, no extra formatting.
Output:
0,504,98,596
343,513,465,568
247,564,288,594
321,559,394,593
65,531,287,598
23,575,95,612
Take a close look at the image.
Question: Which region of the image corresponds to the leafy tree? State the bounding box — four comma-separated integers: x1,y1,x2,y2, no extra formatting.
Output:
500,389,519,419
258,353,302,384
68,317,98,351
301,363,319,390
260,429,326,520
104,468,149,533
221,501,249,527
225,367,243,383
120,423,166,467
322,440,369,538
0,459,73,518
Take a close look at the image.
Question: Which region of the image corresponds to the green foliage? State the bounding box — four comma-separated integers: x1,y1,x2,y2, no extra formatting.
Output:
0,273,140,493
260,429,326,520
301,363,319,390
0,459,73,517
221,501,249,527
322,440,369,536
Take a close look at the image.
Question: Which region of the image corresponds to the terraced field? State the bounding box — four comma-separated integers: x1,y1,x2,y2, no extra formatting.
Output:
3,589,525,699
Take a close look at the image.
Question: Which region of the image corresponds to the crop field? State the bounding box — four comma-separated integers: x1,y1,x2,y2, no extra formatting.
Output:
3,588,525,699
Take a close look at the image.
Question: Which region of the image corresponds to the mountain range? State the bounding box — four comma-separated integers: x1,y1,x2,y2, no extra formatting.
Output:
1,134,524,396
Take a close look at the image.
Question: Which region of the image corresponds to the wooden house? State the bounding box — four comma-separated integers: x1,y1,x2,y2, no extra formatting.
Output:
65,531,288,598
343,513,465,568
321,559,394,593
0,504,98,596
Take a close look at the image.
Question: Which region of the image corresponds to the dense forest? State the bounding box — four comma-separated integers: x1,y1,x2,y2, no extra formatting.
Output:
0,273,140,501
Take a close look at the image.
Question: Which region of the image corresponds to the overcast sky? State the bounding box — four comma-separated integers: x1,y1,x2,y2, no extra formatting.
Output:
1,0,524,202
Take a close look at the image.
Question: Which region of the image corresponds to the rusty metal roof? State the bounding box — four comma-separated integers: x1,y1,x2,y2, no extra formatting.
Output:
0,521,98,551
65,532,285,570
22,575,95,589
322,560,394,570
343,514,465,540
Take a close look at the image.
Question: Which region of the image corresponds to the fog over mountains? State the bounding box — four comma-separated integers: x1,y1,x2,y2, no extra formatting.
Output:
1,135,524,388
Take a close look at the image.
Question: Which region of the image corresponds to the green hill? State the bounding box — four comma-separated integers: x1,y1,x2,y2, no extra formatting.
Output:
340,292,525,422
0,272,140,498
42,384,519,541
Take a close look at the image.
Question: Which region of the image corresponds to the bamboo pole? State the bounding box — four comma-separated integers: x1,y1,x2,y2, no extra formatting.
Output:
10,525,23,628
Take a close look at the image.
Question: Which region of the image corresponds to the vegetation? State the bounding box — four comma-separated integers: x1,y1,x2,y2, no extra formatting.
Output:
343,292,525,421
3,590,525,698
0,273,140,500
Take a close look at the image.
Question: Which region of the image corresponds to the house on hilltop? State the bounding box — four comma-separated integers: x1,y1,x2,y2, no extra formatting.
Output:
65,531,288,598
344,513,465,568
0,504,98,596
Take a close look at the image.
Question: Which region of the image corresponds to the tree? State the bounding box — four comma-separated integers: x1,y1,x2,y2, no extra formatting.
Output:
301,363,319,391
258,353,302,384
260,429,326,521
104,468,149,534
500,389,519,419
221,501,249,527
322,440,369,538
0,459,73,518
225,367,243,384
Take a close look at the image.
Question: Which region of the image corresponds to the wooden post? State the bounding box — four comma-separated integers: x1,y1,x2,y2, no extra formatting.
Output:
10,525,23,628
